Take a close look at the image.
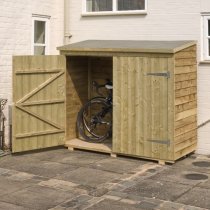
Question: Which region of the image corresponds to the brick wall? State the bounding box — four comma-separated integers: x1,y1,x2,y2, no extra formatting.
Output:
0,0,64,147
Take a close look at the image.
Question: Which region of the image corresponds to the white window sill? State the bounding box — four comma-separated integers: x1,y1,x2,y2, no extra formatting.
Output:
199,60,210,64
82,10,147,17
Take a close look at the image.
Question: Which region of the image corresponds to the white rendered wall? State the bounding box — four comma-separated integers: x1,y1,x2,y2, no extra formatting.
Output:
0,0,64,147
66,0,210,154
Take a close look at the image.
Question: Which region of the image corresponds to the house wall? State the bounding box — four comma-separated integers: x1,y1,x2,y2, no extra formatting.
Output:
0,0,64,147
66,0,210,154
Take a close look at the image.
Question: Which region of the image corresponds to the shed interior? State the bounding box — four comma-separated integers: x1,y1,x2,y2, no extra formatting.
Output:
66,56,113,153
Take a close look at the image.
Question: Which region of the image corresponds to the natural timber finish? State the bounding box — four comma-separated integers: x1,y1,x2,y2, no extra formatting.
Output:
63,42,197,163
13,41,197,162
66,57,88,140
174,45,197,160
12,56,66,153
65,138,112,154
113,56,174,161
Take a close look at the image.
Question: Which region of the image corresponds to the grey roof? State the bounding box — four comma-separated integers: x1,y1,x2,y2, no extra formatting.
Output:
57,40,196,54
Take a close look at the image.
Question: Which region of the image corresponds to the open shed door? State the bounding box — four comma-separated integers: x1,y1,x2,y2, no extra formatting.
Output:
12,56,66,153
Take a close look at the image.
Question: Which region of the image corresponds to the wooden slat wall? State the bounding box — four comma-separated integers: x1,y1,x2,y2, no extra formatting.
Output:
113,56,173,161
89,57,113,99
174,45,197,159
66,56,88,140
13,56,66,153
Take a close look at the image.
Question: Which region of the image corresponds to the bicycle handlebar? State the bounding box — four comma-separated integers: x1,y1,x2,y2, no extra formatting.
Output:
92,79,112,96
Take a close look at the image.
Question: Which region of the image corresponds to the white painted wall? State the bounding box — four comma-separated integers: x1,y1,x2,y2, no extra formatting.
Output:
1,0,210,154
0,0,64,147
66,0,210,154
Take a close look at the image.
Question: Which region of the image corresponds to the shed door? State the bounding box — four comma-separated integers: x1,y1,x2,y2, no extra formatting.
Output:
113,56,170,160
12,56,66,153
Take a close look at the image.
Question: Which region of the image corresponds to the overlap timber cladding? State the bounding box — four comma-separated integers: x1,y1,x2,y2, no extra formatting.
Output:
13,56,66,153
174,45,197,160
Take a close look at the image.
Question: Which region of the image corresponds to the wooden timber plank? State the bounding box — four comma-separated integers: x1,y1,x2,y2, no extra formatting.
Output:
175,137,197,153
175,59,197,67
21,99,65,106
175,65,196,75
175,115,196,129
179,45,196,52
175,101,197,113
65,138,112,154
175,72,196,82
112,57,119,153
175,87,196,98
15,69,61,74
127,57,136,155
136,57,144,156
121,57,129,154
175,129,197,144
175,80,196,90
175,143,197,160
175,122,197,137
167,57,175,161
175,94,197,106
175,108,196,121
15,129,65,139
174,52,196,59
159,57,169,160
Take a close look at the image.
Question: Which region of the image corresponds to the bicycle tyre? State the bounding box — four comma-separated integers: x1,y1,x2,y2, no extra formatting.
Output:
77,97,112,143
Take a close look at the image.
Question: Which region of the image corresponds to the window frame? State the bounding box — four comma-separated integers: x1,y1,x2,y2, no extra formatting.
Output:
82,0,147,16
32,16,50,55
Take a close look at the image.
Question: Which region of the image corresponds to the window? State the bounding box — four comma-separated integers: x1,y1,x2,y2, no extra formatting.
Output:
84,0,146,15
203,15,210,60
32,16,49,55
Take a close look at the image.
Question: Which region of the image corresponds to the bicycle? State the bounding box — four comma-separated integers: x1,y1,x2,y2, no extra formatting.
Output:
77,79,113,143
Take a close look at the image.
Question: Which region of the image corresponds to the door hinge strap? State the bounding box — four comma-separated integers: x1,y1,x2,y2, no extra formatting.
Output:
146,72,170,78
147,139,170,146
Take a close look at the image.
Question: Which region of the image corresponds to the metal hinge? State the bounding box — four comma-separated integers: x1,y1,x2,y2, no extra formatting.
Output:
146,72,170,78
147,139,170,146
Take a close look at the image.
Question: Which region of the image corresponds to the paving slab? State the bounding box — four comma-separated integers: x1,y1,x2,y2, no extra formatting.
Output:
0,158,78,178
124,178,192,201
174,156,210,174
198,178,210,188
176,187,210,209
55,167,120,188
86,199,144,210
0,201,29,210
0,176,37,196
150,167,209,186
51,150,109,166
88,157,145,174
1,149,210,210
0,185,78,210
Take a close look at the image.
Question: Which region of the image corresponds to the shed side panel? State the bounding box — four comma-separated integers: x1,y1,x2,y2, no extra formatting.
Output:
66,57,88,140
174,45,197,160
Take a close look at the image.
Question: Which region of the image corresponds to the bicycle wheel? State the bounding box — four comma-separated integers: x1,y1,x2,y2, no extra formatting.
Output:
77,98,112,142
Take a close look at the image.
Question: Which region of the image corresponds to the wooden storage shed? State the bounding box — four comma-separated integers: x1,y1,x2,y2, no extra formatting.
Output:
12,40,197,163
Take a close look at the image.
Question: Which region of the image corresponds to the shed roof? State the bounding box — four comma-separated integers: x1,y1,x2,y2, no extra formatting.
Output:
58,40,196,54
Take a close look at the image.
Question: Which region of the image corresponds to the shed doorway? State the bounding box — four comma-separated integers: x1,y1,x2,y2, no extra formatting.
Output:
65,56,113,153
